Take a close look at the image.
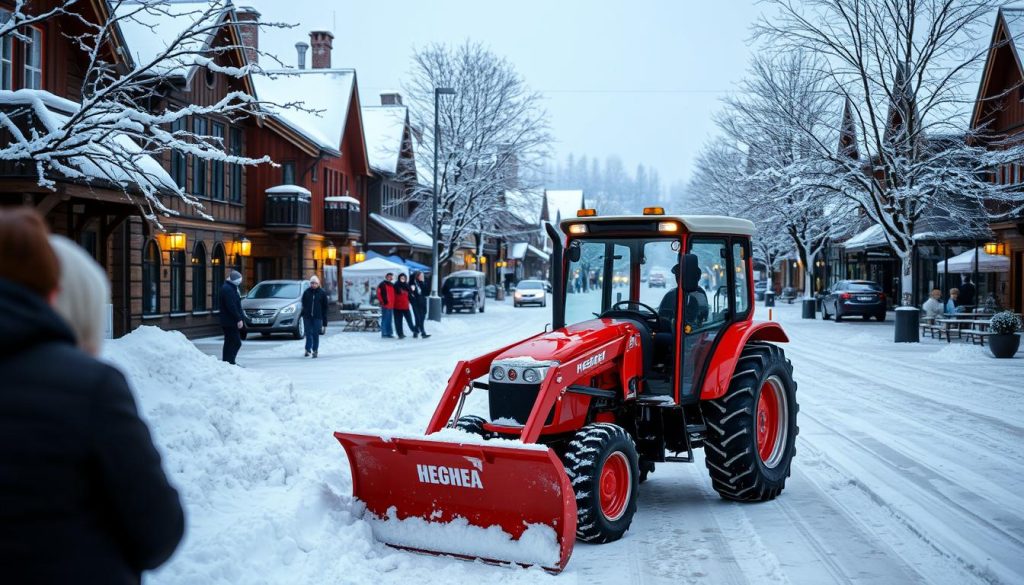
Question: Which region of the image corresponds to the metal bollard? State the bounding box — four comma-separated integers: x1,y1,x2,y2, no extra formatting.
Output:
894,307,920,343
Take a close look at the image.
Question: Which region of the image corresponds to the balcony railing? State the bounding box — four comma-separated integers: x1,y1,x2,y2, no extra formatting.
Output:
324,206,361,235
265,190,311,229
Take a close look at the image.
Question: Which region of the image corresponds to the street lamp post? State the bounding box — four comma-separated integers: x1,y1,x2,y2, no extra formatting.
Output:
428,86,456,322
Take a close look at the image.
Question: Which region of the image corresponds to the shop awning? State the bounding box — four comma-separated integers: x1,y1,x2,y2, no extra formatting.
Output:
936,247,1010,273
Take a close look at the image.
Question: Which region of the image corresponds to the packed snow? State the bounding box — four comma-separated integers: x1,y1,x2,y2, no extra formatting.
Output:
102,298,1024,584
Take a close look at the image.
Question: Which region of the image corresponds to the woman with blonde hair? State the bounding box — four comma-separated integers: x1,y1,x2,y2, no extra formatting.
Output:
48,234,111,356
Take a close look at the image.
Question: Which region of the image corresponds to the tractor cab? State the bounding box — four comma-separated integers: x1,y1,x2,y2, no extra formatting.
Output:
555,207,755,405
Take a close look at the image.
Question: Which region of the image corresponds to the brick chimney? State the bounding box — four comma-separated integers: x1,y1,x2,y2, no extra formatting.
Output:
295,42,308,70
235,6,260,65
309,31,334,69
380,92,403,106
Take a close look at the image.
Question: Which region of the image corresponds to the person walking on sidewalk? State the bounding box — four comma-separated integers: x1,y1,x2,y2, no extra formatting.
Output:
377,272,396,338
301,275,329,358
219,269,244,364
393,273,418,339
409,271,431,338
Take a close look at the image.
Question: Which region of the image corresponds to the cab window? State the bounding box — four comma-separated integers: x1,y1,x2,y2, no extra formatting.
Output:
733,241,750,317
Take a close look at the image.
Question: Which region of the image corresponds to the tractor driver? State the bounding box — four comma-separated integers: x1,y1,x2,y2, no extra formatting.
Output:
657,264,710,332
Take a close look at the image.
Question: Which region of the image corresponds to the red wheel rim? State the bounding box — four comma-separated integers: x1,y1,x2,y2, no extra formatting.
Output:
756,376,788,468
599,452,631,521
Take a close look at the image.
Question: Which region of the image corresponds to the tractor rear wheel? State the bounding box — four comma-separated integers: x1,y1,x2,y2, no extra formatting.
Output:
562,423,639,543
701,342,798,502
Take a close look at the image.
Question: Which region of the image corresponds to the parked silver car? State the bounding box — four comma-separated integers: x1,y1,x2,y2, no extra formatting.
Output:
241,280,309,339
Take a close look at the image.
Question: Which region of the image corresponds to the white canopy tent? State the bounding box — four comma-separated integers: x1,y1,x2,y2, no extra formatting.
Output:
935,247,1010,274
342,257,408,306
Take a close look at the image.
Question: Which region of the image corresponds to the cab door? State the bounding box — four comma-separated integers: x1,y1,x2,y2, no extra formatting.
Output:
677,237,735,403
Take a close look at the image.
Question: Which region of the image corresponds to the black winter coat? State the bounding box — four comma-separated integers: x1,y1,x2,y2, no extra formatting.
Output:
218,280,243,327
409,279,428,308
301,286,329,321
0,279,184,585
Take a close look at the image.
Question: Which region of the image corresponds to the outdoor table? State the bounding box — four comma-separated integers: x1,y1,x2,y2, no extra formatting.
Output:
337,309,382,332
934,318,973,343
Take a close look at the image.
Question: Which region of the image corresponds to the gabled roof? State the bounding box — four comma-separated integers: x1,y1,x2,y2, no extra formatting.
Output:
370,212,432,250
972,7,1024,130
254,69,357,155
113,1,232,78
543,189,586,224
361,105,408,174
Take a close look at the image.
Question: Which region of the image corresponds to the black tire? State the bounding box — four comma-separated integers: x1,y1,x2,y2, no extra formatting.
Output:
834,308,843,322
454,415,488,437
514,302,520,308
562,423,639,543
862,315,871,321
821,304,831,320
876,313,886,322
701,342,798,502
292,318,305,340
444,303,451,314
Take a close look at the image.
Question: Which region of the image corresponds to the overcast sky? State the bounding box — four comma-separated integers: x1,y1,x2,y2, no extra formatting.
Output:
246,0,764,195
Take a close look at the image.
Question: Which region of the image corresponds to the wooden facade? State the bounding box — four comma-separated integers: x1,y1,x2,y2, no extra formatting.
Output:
972,8,1024,314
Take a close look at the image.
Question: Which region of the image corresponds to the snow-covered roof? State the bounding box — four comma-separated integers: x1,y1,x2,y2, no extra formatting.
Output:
562,214,756,236
505,189,544,226
326,195,360,205
527,244,550,261
370,212,432,249
254,69,356,154
113,1,230,78
842,224,887,250
544,189,585,223
265,184,311,196
0,89,176,193
361,105,407,174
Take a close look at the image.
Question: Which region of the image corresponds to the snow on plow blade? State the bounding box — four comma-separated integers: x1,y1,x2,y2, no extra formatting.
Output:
334,431,576,572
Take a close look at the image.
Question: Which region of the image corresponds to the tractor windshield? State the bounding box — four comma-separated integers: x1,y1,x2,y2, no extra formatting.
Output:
564,237,681,325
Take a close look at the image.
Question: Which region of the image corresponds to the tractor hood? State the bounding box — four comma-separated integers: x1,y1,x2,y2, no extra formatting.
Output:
492,318,633,365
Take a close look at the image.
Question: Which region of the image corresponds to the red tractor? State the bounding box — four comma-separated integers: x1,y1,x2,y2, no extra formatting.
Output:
335,209,797,571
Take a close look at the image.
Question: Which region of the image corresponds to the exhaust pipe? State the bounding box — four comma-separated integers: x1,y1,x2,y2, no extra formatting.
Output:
544,221,565,330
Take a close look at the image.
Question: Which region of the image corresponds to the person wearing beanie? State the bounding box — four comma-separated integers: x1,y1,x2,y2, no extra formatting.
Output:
300,274,329,357
219,269,245,364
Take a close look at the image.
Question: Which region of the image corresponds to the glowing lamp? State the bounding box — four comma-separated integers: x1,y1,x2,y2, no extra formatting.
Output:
355,251,366,263
576,208,597,217
165,232,187,251
984,242,1006,255
568,224,588,235
657,222,679,233
479,256,487,265
643,206,665,215
324,241,337,261
233,237,252,257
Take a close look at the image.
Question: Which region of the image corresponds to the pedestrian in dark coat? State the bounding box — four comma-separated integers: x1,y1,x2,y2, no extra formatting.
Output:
0,208,184,585
393,273,417,339
377,272,396,338
409,271,431,338
959,275,977,307
219,269,244,364
301,274,329,358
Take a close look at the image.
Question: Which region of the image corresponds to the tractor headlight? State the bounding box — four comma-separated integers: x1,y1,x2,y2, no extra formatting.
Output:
522,368,540,383
490,366,505,381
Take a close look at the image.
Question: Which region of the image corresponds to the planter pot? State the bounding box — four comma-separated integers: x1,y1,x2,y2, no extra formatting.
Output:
989,333,1021,359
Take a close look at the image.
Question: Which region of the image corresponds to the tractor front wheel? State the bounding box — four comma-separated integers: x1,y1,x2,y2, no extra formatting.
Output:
701,342,798,501
563,423,639,543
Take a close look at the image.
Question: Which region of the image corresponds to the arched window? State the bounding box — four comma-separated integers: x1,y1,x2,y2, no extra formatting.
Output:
142,239,161,315
211,243,226,310
192,242,207,311
170,247,186,313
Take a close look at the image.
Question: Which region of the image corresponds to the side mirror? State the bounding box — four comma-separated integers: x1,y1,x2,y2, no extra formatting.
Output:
567,241,582,263
682,253,700,293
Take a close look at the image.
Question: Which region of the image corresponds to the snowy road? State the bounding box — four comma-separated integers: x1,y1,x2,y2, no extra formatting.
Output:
109,299,1024,585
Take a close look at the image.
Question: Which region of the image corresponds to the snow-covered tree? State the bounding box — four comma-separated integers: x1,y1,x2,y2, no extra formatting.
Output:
403,41,550,264
756,0,1024,302
0,0,293,226
696,51,854,296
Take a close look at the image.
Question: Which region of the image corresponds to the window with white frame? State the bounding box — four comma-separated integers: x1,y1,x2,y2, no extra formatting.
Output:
23,26,42,89
0,10,12,90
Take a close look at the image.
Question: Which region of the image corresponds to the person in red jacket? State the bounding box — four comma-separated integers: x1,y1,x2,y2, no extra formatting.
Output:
392,273,418,339
376,273,395,338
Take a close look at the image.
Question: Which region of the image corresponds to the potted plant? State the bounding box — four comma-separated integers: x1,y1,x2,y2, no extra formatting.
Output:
988,311,1022,358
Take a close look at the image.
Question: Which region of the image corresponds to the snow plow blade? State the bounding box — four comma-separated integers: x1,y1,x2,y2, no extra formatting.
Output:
334,431,576,572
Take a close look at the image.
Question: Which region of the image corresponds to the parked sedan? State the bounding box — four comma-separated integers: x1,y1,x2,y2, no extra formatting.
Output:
513,279,548,307
241,279,309,338
821,280,887,322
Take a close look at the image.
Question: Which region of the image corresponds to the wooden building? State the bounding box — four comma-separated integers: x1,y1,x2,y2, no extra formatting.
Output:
970,6,1024,314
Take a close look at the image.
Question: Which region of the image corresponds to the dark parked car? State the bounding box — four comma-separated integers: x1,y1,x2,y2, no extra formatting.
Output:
821,280,887,322
754,280,768,301
442,270,486,313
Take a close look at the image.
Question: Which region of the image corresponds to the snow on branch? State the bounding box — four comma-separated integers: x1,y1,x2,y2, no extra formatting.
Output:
401,41,551,263
0,0,300,228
